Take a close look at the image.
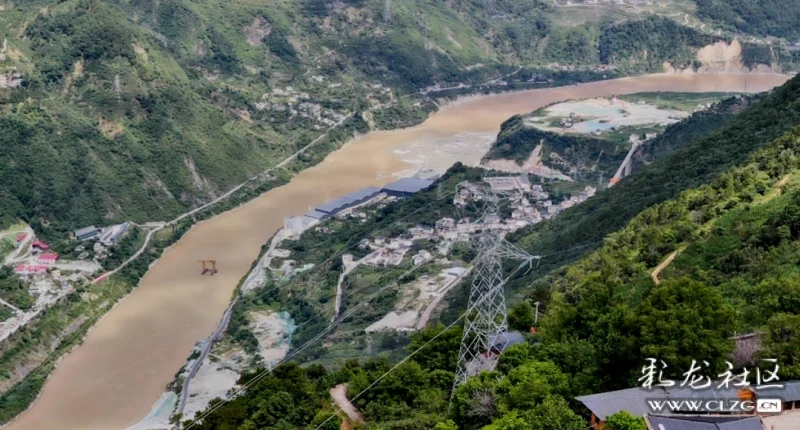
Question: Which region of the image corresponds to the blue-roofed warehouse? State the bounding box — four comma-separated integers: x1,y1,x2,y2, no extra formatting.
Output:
382,178,435,197
316,186,382,215
304,210,330,221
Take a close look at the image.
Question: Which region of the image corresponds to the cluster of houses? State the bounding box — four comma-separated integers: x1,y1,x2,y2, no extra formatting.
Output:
457,175,597,228
14,239,59,275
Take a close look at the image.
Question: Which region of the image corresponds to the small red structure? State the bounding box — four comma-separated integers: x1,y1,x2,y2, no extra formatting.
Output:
16,233,27,243
32,240,49,250
199,260,218,276
38,252,59,264
15,264,48,275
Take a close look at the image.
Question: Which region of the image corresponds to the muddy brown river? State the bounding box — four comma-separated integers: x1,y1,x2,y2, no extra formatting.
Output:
7,73,790,429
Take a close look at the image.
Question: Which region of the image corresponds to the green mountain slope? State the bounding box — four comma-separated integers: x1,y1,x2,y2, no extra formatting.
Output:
695,0,800,42
1,0,796,234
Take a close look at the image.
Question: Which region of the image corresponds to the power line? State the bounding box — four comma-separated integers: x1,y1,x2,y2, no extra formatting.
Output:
311,260,534,430
452,182,537,395
183,261,427,428
181,173,711,426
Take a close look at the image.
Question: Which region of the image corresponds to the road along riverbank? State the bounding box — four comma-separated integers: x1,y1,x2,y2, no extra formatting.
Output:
6,73,790,430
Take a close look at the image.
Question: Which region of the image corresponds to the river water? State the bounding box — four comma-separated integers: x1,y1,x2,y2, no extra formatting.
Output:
7,73,790,430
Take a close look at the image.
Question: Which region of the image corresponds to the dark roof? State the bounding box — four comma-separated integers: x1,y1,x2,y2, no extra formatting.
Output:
756,380,800,402
664,385,743,402
489,331,525,352
578,382,777,421
577,387,663,420
74,226,100,236
382,178,434,194
316,187,381,213
645,415,764,430
304,210,329,220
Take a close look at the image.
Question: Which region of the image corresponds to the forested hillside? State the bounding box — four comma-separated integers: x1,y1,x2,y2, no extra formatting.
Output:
188,77,800,429
484,115,626,183
0,0,796,234
503,72,800,287
695,0,800,41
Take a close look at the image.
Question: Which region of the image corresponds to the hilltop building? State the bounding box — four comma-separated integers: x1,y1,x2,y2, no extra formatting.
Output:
578,381,800,429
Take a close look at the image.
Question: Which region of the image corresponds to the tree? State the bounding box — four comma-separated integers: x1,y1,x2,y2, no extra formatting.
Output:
605,411,646,430
434,420,458,430
497,361,571,411
636,278,735,376
760,313,800,379
497,343,530,374
527,396,586,430
508,301,536,331
451,373,502,430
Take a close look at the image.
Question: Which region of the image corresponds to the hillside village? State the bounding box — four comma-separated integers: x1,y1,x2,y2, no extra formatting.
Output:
160,170,598,425
0,222,132,342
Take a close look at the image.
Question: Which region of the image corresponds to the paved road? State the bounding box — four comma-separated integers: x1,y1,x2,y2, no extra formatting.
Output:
417,267,471,330
176,298,237,416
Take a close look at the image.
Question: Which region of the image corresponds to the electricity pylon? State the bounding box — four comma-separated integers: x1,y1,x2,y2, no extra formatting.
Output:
452,182,539,395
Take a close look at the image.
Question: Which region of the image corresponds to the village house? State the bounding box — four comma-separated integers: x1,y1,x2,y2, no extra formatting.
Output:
435,218,456,232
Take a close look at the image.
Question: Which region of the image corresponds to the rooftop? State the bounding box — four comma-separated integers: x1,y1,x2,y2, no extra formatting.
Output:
304,209,330,220
577,382,800,421
577,387,660,420
645,415,764,430
382,178,435,194
74,226,100,236
757,380,800,402
316,186,382,214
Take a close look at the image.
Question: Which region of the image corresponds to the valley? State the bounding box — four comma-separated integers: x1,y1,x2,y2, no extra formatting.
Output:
0,73,786,430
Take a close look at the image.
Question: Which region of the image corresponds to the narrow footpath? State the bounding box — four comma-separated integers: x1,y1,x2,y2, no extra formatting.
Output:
651,249,680,285
330,384,363,425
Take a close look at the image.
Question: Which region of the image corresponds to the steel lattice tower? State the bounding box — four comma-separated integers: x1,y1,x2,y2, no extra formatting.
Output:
452,182,538,395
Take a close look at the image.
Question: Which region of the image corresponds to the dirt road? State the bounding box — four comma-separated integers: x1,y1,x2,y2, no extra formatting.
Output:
330,384,363,424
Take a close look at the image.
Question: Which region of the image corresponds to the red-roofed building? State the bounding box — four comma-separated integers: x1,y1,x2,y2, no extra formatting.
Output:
16,233,27,243
15,264,48,275
38,253,59,264
32,240,49,250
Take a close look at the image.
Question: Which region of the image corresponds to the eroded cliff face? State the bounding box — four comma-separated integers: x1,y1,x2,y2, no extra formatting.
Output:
664,39,779,74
